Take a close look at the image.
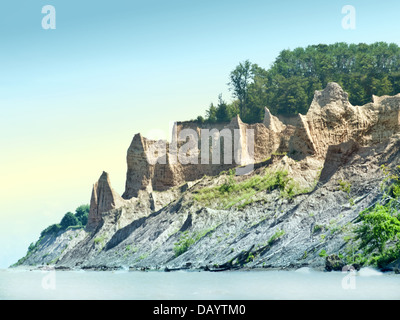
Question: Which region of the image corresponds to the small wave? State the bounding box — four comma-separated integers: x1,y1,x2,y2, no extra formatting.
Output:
295,267,312,274
72,269,86,273
358,267,383,277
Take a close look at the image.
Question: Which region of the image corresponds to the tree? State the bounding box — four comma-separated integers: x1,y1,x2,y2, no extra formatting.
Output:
197,42,400,121
215,94,231,123
246,64,269,123
205,103,217,123
228,60,254,119
60,212,79,229
75,204,89,226
356,205,400,254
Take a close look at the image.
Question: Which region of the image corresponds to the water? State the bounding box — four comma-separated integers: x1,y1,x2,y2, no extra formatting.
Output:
0,268,399,300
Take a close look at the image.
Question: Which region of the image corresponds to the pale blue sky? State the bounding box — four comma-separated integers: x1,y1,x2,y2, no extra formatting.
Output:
1,0,399,268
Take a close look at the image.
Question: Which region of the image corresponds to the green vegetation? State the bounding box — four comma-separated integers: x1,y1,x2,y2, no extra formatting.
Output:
60,212,79,229
319,249,328,258
94,234,106,245
267,230,285,246
338,179,351,195
12,204,90,267
313,225,323,233
174,231,197,257
173,227,217,257
337,179,355,206
345,165,400,268
194,169,306,209
138,253,148,260
198,42,400,123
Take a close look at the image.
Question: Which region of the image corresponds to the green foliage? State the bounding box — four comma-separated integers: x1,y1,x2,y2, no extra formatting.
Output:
246,252,255,263
218,169,236,193
319,249,328,258
59,205,90,231
228,60,253,119
60,212,79,229
338,179,351,194
40,204,89,238
13,204,90,267
94,234,107,251
74,204,89,226
355,205,400,255
174,231,197,257
267,230,285,246
338,179,354,206
194,169,299,209
204,95,239,124
199,42,400,122
313,225,323,233
173,227,217,257
40,224,62,238
349,165,400,267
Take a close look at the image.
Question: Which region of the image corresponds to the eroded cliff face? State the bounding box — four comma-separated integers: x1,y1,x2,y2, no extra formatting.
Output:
121,111,285,201
84,83,400,233
19,82,399,271
121,82,399,196
295,82,400,159
86,171,126,232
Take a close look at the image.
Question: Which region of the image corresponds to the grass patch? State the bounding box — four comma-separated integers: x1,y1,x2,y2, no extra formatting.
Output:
173,227,217,257
193,169,304,209
267,229,285,246
313,225,324,233
338,179,351,194
319,249,328,258
93,234,107,251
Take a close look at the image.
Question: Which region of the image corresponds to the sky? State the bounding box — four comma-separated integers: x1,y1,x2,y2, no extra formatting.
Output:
0,0,399,268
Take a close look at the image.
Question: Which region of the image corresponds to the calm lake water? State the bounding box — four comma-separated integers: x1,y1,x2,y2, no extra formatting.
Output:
0,267,399,300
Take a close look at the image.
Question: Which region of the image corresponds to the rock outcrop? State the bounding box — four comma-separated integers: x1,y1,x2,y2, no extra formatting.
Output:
120,83,400,199
296,82,400,159
86,171,126,231
263,107,286,133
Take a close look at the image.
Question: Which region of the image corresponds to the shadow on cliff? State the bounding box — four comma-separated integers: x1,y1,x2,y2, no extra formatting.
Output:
103,198,184,251
104,214,157,252
318,139,360,186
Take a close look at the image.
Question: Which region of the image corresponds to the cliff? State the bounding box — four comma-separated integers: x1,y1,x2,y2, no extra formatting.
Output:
87,172,126,232
16,83,400,271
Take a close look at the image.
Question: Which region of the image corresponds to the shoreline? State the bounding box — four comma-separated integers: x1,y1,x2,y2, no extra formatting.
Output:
6,264,398,275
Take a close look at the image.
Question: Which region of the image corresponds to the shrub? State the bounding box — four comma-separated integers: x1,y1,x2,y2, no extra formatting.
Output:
319,249,328,258
40,224,62,238
75,204,89,226
174,232,197,257
173,228,216,257
355,204,400,255
347,165,400,267
313,225,323,233
267,230,285,246
60,212,79,230
338,179,351,194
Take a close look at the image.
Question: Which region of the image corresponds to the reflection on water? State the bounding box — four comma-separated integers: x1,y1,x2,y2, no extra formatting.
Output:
0,268,399,300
